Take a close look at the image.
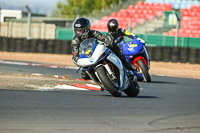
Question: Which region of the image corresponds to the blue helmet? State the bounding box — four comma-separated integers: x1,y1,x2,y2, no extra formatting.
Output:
73,18,91,37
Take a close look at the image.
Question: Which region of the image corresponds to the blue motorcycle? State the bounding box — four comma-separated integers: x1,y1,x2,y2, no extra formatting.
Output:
120,36,151,82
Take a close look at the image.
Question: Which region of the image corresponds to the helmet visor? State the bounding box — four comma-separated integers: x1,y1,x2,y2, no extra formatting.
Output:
74,28,85,36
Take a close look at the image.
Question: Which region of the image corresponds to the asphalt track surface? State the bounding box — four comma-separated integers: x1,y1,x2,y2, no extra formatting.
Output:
0,61,200,133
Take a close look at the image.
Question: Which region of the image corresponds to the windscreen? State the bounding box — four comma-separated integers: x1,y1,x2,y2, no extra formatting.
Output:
79,38,97,58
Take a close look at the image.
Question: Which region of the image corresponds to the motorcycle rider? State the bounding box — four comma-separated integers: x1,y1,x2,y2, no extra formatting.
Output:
106,18,147,71
71,18,105,80
106,19,146,45
71,18,136,80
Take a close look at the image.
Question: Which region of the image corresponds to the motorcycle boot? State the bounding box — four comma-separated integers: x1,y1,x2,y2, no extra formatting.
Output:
127,70,137,81
113,46,137,71
120,55,137,72
131,64,137,71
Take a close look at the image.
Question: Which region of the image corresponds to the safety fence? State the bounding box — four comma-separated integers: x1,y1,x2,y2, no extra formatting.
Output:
0,37,199,64
55,28,200,49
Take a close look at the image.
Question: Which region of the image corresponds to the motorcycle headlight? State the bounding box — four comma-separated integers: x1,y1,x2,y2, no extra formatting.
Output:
129,55,133,58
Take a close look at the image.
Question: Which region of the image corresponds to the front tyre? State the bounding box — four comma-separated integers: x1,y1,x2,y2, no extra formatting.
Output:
137,59,151,82
96,65,122,97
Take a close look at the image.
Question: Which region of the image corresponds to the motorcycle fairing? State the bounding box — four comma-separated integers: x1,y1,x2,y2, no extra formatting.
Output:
121,37,150,67
77,44,108,67
77,38,129,91
106,53,124,88
121,38,143,56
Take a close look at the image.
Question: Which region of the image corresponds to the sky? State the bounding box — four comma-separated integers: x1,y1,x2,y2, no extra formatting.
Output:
0,0,64,15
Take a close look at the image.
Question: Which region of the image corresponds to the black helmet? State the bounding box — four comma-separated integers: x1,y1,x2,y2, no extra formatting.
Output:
107,19,118,33
73,18,91,37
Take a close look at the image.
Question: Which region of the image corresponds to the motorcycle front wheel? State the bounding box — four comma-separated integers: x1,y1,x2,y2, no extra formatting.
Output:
137,59,151,82
96,65,122,97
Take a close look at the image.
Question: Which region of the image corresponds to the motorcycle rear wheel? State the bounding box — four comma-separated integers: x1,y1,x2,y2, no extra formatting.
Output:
96,65,122,97
124,81,140,97
137,59,151,82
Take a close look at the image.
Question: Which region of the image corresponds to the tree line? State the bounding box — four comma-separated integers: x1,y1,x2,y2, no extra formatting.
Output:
52,0,120,18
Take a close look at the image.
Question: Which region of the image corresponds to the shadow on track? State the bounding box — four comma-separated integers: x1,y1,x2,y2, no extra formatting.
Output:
102,95,160,99
136,95,160,99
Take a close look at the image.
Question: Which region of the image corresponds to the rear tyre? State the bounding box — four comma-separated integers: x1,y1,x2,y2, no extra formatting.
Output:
96,65,122,97
124,81,140,97
137,59,151,82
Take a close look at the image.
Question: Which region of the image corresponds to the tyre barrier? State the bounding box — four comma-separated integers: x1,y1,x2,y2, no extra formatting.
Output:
189,48,198,64
180,47,189,63
146,46,199,64
0,37,199,64
162,47,172,62
197,49,200,64
146,47,154,61
154,47,163,61
0,37,72,55
171,47,180,63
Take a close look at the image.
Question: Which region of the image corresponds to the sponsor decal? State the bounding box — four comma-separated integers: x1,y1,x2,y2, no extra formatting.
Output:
90,57,94,63
75,24,81,27
117,58,121,65
130,44,137,47
110,22,115,26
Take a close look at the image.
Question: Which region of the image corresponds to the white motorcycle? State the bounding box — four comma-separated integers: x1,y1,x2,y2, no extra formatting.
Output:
76,38,140,97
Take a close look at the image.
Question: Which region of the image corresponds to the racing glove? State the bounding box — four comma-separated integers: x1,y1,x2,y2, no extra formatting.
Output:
131,33,146,44
137,37,146,44
72,56,79,66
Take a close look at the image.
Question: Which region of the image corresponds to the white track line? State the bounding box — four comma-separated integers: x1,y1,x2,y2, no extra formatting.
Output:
37,84,90,91
0,60,78,69
54,84,89,91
